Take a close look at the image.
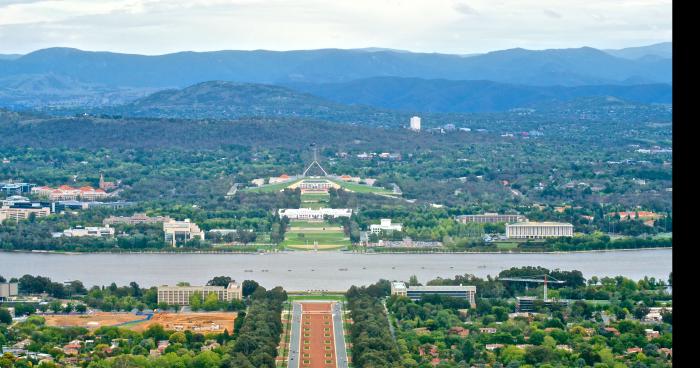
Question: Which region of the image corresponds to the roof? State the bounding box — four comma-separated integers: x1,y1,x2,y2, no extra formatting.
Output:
409,285,476,292
507,221,573,227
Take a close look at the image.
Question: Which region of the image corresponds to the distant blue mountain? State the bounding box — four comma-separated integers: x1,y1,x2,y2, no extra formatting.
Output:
0,45,671,88
604,42,672,60
287,77,672,113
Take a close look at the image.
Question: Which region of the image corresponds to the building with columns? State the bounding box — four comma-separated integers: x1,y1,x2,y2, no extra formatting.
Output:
506,222,574,239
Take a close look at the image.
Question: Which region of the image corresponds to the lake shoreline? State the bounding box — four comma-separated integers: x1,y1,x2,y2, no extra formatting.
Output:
0,246,672,256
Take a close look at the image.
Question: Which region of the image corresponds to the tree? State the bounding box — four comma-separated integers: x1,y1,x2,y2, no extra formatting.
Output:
143,324,169,341
190,291,203,311
207,276,232,287
242,280,260,297
203,292,221,311
0,309,11,324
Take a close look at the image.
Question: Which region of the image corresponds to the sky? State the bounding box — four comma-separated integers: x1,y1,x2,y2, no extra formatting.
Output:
0,0,672,55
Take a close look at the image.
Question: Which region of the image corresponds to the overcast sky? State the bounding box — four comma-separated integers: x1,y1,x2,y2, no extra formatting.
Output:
0,0,672,55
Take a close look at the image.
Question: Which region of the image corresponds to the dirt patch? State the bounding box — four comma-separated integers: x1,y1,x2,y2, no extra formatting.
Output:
131,312,237,334
43,312,146,329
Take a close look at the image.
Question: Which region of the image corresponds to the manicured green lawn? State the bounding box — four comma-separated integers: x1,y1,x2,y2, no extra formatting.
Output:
328,178,395,194
495,242,519,250
242,178,301,193
289,220,332,228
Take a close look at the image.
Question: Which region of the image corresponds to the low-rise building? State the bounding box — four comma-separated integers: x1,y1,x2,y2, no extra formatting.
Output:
278,208,352,220
157,282,242,306
391,282,476,307
455,213,527,224
32,185,109,201
53,225,115,238
369,219,403,234
0,203,51,222
506,222,574,239
103,213,172,226
0,282,19,301
163,219,205,247
0,182,35,195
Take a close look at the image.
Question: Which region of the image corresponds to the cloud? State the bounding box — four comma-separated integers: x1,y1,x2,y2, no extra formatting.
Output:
0,0,672,55
543,9,562,19
454,1,479,16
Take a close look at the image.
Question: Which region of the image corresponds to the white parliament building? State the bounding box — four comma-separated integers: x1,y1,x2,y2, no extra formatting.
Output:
278,208,352,220
505,221,574,239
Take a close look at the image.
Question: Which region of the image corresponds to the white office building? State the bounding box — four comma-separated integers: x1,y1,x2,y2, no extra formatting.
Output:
410,116,421,131
506,222,574,239
278,208,352,220
157,282,242,306
163,219,205,246
53,225,115,238
369,219,403,234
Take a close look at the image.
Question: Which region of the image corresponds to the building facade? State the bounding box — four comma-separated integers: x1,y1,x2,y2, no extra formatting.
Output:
157,282,242,306
456,213,527,224
103,213,172,226
506,222,573,239
53,225,115,238
278,208,352,220
410,116,421,131
163,219,205,247
0,282,19,301
0,203,51,222
0,182,35,195
391,282,476,307
32,185,108,201
369,219,403,234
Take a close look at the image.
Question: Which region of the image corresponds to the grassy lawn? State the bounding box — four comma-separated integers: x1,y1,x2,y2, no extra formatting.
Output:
301,193,330,201
328,178,395,195
289,220,333,228
495,242,519,250
282,224,350,250
242,178,301,193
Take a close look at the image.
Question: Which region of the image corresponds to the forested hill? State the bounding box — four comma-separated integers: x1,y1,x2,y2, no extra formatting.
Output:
0,115,471,151
287,77,672,113
108,81,400,124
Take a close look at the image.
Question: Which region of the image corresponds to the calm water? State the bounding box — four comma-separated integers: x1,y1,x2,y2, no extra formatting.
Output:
0,249,671,291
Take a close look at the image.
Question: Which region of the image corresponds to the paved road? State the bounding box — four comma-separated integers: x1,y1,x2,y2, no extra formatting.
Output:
287,302,302,368
332,302,349,368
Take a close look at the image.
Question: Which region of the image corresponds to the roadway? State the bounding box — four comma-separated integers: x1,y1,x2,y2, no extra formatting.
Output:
287,302,302,368
332,302,349,368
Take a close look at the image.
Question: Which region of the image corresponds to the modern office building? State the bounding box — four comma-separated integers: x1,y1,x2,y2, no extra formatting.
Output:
0,282,19,301
410,116,421,131
53,225,115,238
163,219,205,246
0,202,51,222
369,219,403,234
278,208,352,220
515,297,568,312
157,282,242,306
0,182,35,195
506,222,573,239
456,213,527,224
391,282,476,307
103,213,172,226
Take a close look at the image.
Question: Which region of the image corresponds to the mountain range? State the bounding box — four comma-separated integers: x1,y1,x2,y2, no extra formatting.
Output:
0,44,671,88
0,43,672,115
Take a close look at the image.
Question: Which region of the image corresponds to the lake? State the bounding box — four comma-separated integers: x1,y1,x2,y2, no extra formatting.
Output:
0,249,672,291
